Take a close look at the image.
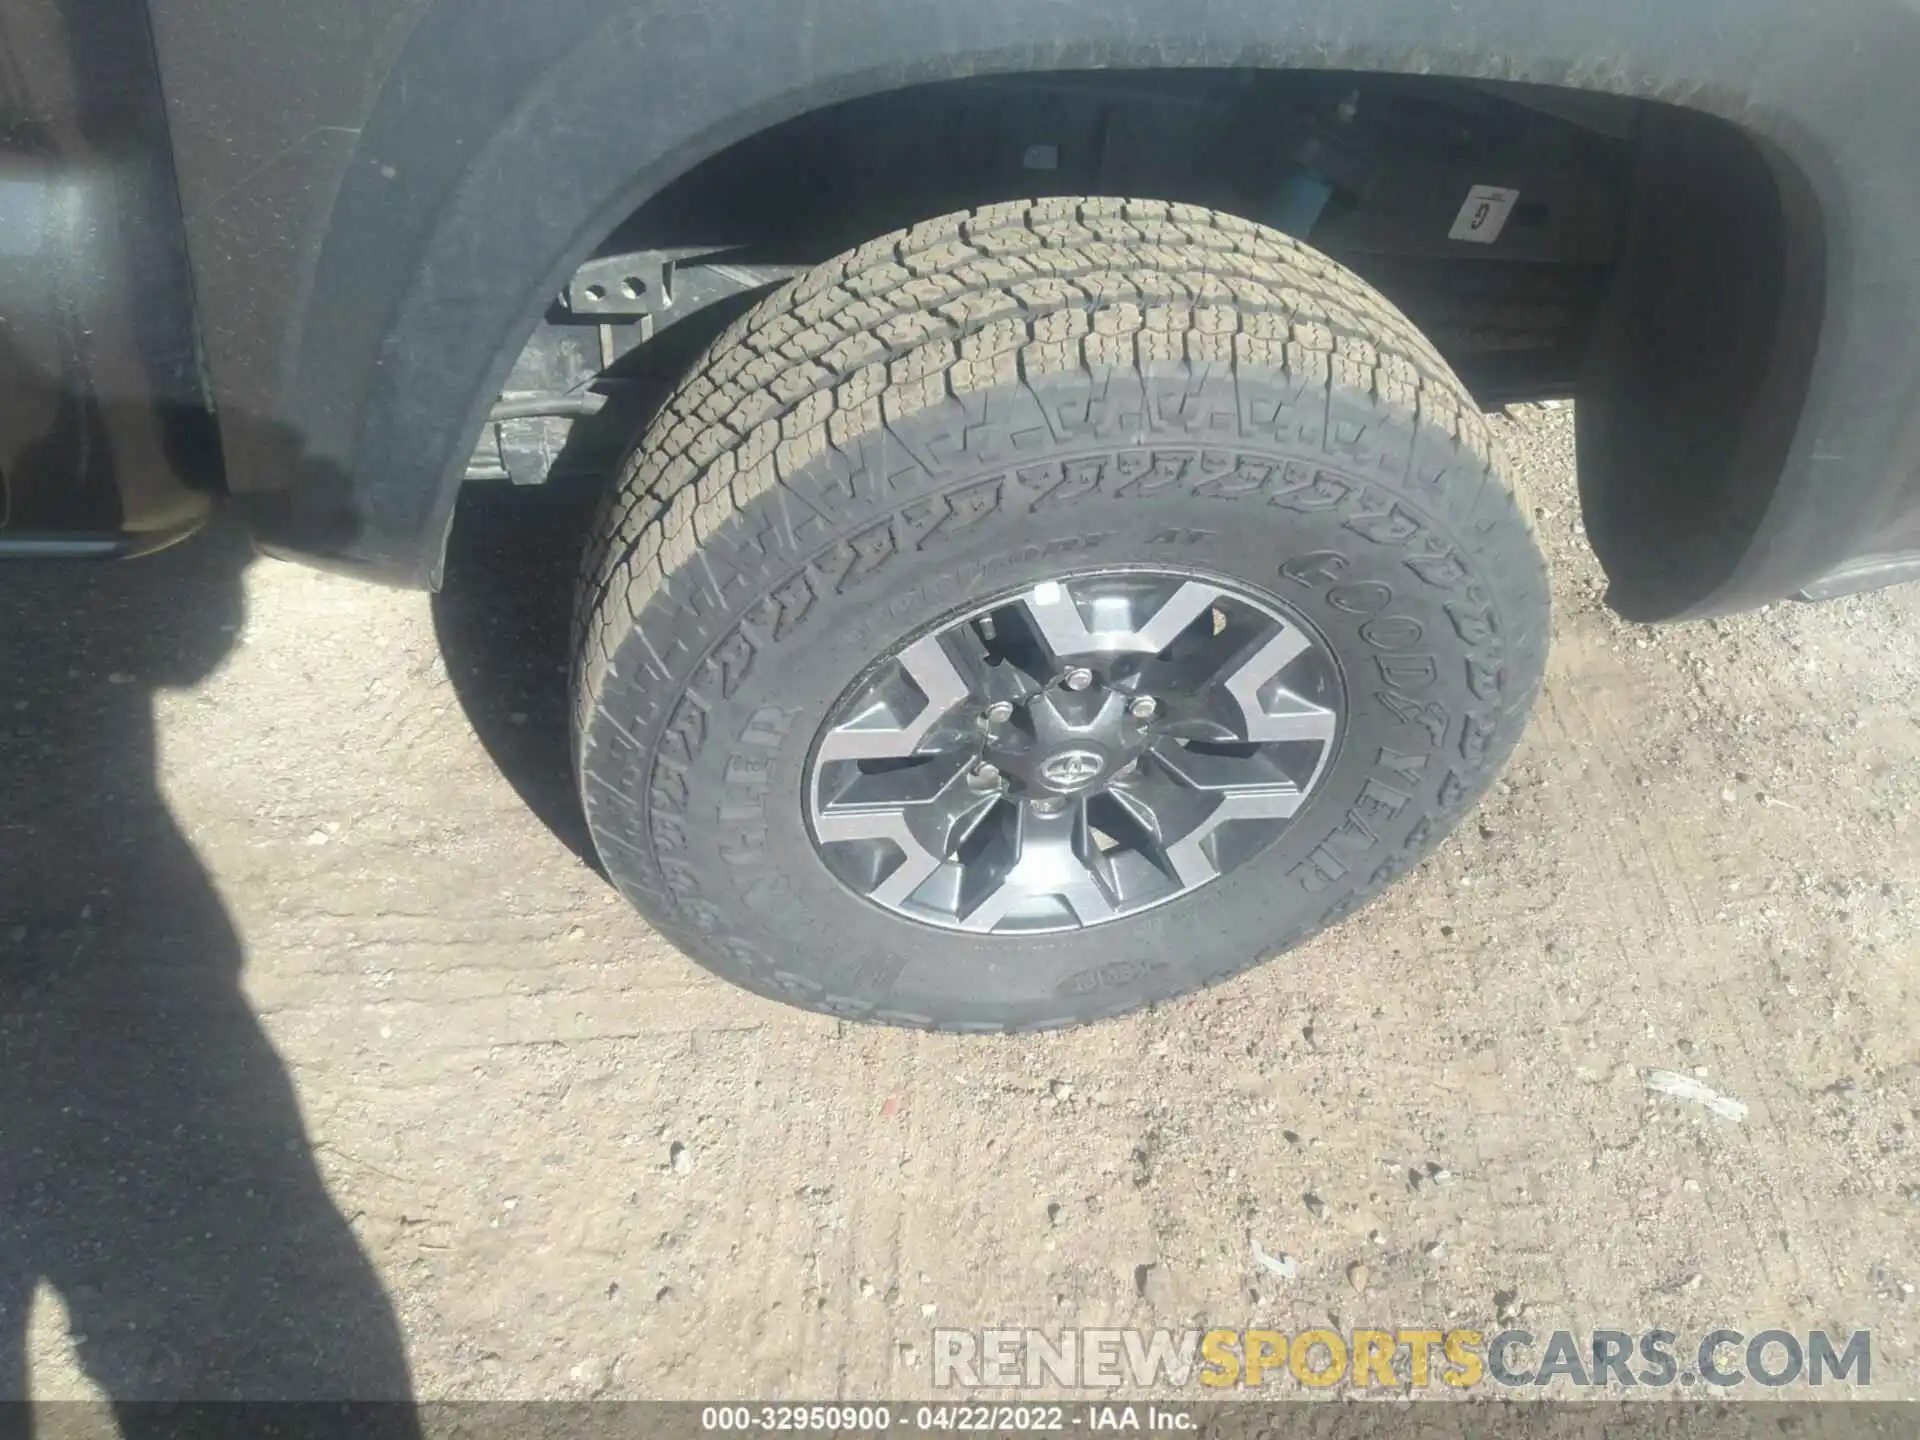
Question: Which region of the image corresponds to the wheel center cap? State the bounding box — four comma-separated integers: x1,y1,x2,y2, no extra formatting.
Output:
1037,748,1107,792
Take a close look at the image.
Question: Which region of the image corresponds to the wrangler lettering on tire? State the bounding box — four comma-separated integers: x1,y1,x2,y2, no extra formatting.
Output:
572,199,1549,1030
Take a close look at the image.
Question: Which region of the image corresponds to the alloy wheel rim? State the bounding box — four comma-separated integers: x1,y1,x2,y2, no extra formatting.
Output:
805,569,1344,934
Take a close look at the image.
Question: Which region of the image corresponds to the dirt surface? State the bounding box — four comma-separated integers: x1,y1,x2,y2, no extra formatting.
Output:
4,405,1918,1403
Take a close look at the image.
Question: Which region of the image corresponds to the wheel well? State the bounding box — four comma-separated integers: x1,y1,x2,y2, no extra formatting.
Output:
475,68,1821,618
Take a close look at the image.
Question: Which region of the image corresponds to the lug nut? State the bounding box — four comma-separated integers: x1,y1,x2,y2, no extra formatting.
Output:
1062,667,1094,691
984,700,1015,724
1128,695,1158,720
967,761,1003,790
1030,796,1067,815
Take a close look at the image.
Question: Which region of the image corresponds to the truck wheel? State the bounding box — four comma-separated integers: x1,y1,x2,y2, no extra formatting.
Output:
572,199,1548,1030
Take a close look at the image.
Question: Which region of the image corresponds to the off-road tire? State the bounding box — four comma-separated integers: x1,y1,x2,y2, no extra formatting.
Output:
571,199,1549,1030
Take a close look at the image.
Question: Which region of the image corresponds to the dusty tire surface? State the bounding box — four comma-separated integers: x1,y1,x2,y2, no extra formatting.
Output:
572,199,1549,1030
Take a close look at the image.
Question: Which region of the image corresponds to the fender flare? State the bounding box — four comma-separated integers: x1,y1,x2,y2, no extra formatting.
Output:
270,0,1908,616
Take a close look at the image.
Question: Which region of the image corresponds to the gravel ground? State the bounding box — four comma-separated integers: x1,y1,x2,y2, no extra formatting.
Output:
3,405,1917,1403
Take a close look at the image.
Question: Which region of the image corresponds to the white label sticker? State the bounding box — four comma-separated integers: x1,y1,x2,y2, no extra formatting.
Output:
1449,185,1520,244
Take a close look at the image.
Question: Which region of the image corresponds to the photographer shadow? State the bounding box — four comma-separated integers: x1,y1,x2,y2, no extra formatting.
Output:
0,511,415,1423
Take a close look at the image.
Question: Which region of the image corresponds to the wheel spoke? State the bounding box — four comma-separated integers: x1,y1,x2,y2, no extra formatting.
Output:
814,752,988,907
1222,623,1337,743
1161,784,1309,887
933,789,1005,859
1105,757,1220,847
816,633,971,762
957,800,1117,932
1017,578,1224,660
1147,738,1310,885
812,793,944,909
1148,740,1305,805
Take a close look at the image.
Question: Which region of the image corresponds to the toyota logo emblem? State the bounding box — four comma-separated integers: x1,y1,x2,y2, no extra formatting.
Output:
1038,749,1106,790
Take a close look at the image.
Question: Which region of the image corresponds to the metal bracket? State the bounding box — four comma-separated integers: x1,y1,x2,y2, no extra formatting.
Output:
563,247,801,333
466,248,802,485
